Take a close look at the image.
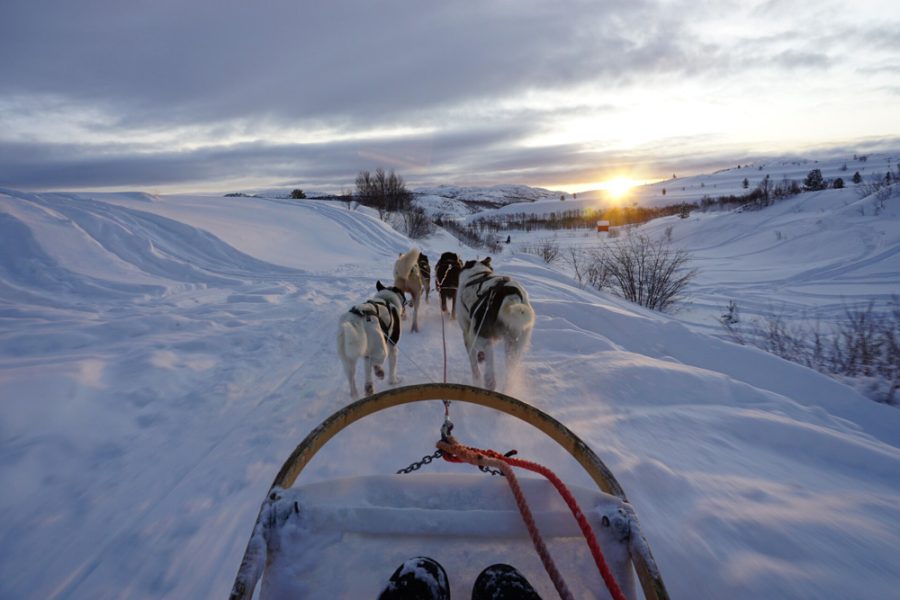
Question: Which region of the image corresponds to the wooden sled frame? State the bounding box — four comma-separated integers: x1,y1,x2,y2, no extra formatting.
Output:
231,383,669,600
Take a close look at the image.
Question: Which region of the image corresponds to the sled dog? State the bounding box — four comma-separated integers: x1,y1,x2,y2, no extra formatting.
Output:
435,251,464,320
337,281,405,398
457,257,535,390
417,253,431,304
394,248,425,332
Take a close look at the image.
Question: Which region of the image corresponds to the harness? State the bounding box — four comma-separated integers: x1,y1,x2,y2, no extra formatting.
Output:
462,272,525,339
349,298,401,345
435,258,461,292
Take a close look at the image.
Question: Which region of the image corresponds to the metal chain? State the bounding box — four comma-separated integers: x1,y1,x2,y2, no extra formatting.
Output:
397,447,516,477
396,449,444,474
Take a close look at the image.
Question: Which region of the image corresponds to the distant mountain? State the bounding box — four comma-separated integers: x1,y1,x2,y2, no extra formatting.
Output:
414,184,572,218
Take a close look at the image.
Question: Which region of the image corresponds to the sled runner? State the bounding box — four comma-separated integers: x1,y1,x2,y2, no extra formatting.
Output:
230,383,669,600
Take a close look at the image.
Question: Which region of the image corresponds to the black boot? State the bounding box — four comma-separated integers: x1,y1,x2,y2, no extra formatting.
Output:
471,564,542,600
378,556,451,600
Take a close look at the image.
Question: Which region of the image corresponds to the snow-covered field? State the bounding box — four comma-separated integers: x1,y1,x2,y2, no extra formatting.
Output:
463,152,900,400
1,188,899,599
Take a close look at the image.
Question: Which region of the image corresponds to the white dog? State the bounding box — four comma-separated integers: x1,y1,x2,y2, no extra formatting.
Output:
393,248,425,333
457,257,535,390
337,281,405,398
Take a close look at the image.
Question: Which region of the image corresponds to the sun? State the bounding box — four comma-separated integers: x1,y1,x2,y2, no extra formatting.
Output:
602,177,636,200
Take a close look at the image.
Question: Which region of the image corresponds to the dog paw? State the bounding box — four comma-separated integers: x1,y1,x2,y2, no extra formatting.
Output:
485,376,496,390
373,365,385,379
477,350,485,363
364,383,374,395
389,376,401,385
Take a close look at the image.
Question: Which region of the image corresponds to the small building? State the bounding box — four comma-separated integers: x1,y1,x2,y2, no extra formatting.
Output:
596,220,610,232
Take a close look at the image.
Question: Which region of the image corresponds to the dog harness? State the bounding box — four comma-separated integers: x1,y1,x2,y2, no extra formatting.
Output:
349,299,401,345
435,258,461,292
463,272,526,339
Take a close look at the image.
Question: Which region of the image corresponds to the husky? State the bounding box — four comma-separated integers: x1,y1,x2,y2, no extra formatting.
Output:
417,253,431,303
394,248,425,332
457,257,535,390
337,281,405,398
435,251,464,320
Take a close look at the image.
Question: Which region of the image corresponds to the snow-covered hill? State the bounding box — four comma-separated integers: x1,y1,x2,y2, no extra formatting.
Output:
1,189,898,599
461,150,900,219
414,184,572,218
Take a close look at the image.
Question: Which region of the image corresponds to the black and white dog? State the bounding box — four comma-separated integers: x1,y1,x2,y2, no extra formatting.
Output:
337,281,405,398
435,251,464,320
417,253,431,304
457,257,535,390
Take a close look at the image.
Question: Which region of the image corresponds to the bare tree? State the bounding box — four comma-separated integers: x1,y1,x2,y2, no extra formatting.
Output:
563,247,588,285
601,235,696,312
522,237,560,264
355,168,413,219
402,206,434,239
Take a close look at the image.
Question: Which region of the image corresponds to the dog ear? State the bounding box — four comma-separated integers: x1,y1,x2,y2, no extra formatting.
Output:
482,257,492,267
376,280,385,291
462,260,477,270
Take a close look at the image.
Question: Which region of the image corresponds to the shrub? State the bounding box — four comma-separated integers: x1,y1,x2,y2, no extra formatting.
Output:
522,237,560,263
803,169,826,191
721,299,899,404
291,189,306,199
355,168,412,218
601,234,696,312
402,206,434,239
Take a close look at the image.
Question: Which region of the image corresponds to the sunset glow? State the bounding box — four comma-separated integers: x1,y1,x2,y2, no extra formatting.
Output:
601,177,637,199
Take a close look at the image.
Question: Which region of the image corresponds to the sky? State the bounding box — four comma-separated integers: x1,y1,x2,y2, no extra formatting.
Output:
1,0,899,194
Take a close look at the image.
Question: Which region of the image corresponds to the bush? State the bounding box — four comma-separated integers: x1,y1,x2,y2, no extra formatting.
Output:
355,168,412,218
291,189,307,199
833,177,845,189
601,234,696,312
522,237,560,263
722,299,899,404
402,206,434,239
803,169,826,191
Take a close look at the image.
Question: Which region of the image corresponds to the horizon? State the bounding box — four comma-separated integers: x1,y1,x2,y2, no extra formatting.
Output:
2,1,899,194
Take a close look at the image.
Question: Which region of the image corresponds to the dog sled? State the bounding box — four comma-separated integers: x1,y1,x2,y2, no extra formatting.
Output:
230,383,669,599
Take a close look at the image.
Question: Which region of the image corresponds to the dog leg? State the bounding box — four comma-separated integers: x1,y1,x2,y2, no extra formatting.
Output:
363,356,375,396
410,294,420,333
505,335,523,368
388,344,400,384
480,339,497,390
466,336,483,385
342,355,359,399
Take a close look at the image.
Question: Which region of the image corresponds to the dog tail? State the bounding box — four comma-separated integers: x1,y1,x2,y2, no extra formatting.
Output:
394,248,421,280
499,298,536,334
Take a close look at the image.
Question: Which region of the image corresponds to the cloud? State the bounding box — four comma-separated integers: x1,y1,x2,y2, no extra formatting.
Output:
1,0,898,191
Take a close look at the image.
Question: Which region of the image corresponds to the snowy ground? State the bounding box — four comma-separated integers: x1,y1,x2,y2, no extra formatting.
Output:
1,189,899,599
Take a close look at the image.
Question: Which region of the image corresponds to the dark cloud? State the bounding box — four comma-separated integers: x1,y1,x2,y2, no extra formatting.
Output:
1,0,898,191
0,0,669,130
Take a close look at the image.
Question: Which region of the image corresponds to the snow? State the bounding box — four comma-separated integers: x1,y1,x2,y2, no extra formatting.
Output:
1,185,899,599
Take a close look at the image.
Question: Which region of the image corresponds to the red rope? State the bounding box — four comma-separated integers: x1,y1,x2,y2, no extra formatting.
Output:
439,439,628,600
438,440,573,600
